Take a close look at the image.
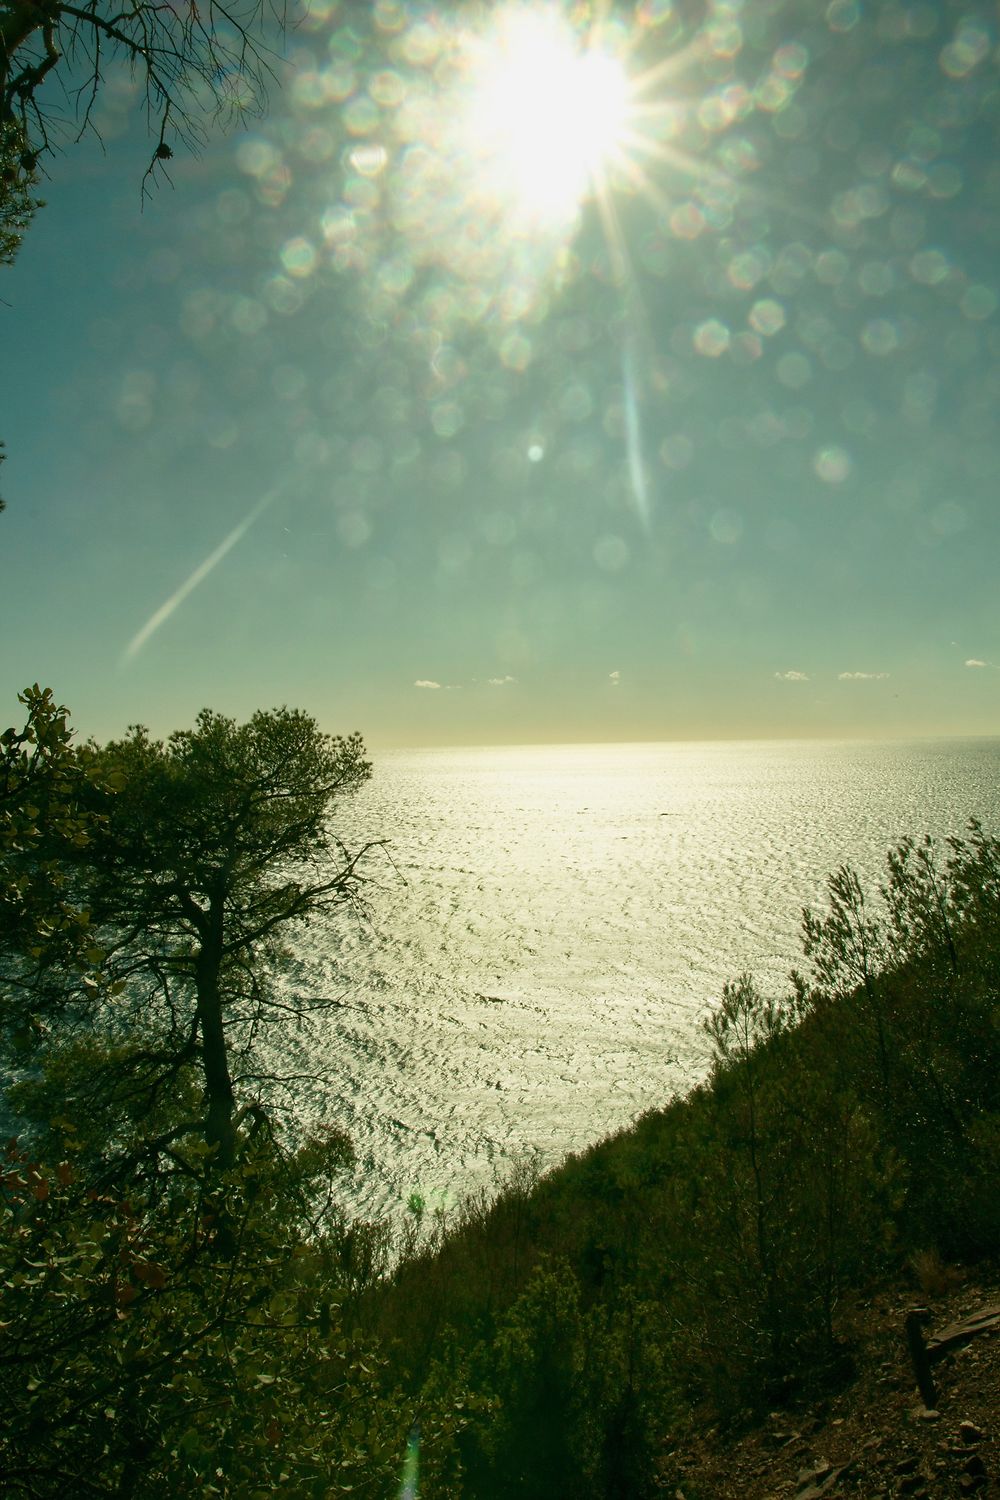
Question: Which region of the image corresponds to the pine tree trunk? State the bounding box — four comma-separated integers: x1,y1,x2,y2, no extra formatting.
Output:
195,901,236,1171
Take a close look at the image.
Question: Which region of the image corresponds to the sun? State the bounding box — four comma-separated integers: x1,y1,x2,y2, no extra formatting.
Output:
461,5,632,231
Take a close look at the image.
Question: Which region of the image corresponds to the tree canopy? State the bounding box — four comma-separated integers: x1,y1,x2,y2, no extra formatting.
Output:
0,117,37,267
0,695,440,1497
4,701,376,1178
1,683,102,974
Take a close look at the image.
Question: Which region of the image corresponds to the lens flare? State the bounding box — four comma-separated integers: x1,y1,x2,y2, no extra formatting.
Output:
398,1423,419,1500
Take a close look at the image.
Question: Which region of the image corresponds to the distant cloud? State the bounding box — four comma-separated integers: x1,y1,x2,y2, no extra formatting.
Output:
774,670,809,682
609,670,621,686
488,675,517,686
414,679,442,689
838,671,890,681
965,658,992,668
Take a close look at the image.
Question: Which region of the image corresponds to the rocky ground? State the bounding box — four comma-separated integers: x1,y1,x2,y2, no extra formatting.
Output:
662,1259,1000,1499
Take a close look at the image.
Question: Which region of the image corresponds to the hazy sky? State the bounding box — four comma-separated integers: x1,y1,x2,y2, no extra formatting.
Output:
2,0,999,749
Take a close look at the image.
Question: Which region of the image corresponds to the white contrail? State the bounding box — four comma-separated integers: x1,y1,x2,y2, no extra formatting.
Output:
121,489,277,665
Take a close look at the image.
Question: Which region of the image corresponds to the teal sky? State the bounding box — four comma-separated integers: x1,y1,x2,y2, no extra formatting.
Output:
2,0,999,750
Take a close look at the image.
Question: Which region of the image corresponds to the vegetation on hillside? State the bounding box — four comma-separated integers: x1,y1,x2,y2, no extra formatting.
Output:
2,687,998,1495
365,803,999,1495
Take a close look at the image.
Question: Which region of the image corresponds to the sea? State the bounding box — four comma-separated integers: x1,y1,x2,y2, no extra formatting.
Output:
275,738,1000,1225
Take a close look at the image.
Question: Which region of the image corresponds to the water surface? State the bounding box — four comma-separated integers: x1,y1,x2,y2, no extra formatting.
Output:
280,738,999,1220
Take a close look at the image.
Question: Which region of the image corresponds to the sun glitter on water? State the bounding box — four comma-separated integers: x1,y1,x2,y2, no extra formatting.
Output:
460,5,633,231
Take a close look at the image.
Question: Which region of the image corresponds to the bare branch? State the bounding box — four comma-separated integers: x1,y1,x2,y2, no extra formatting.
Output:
1,0,284,200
